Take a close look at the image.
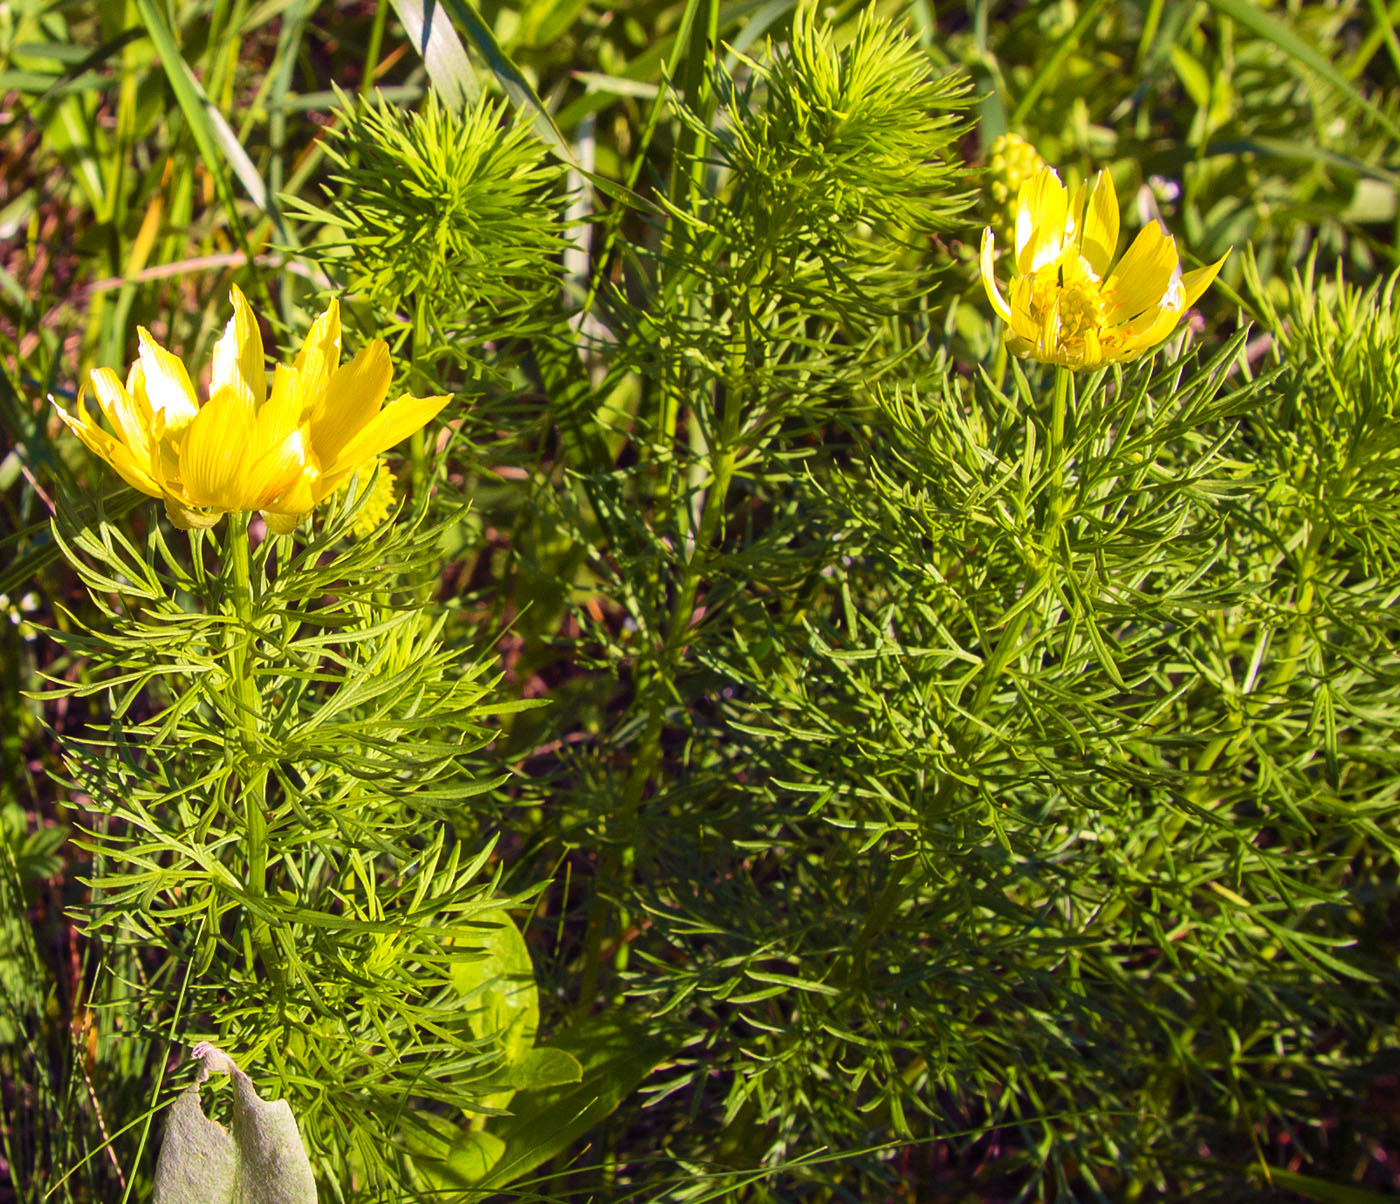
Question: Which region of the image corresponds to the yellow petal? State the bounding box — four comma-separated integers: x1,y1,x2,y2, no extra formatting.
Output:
1077,325,1104,370
1015,168,1068,276
1066,179,1087,243
246,368,319,506
251,365,305,457
1104,224,1179,321
1179,250,1230,312
137,328,200,432
211,284,267,409
51,394,161,496
979,229,1014,324
1007,274,1042,344
267,363,302,412
317,392,449,487
89,367,153,462
246,427,313,508
308,340,393,468
124,360,159,441
1116,298,1185,359
148,406,184,494
1078,170,1118,280
254,364,312,470
1059,248,1096,288
125,359,148,408
293,299,342,417
162,494,224,529
262,509,307,536
1005,331,1036,358
262,466,319,519
1037,292,1060,359
179,388,254,510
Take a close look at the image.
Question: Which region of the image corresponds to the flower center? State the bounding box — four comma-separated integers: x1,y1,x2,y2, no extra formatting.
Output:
1026,271,1125,365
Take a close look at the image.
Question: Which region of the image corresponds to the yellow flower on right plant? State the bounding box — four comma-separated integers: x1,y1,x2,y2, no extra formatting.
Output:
980,166,1229,370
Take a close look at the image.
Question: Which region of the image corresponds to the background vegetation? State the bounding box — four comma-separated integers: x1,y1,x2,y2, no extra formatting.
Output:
3,0,1400,1199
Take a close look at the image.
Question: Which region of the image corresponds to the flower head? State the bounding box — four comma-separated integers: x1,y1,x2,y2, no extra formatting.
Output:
344,458,398,538
980,167,1229,370
51,286,449,532
984,133,1049,241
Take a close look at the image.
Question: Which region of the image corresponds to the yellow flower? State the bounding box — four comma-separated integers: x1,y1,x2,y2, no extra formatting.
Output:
51,286,449,532
979,166,1229,370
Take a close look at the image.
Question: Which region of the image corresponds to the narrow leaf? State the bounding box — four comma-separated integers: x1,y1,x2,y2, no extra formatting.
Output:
129,0,257,256
385,0,478,112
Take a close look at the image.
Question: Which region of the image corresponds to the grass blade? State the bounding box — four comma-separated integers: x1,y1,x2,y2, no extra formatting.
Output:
129,0,260,263
1204,0,1400,140
385,0,478,112
433,0,579,167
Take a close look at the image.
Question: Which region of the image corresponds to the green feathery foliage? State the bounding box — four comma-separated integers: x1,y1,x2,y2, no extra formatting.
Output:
41,490,548,1197
6,0,1400,1200
289,89,569,381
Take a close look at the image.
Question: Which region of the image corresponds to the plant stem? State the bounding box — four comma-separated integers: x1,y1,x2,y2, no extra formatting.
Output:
224,514,265,892
222,513,278,990
575,293,746,1019
970,366,1069,720
574,440,737,1019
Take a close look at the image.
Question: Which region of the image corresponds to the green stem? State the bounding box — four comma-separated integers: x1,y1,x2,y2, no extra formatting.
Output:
969,366,1069,718
222,513,279,995
224,514,265,893
574,441,736,1019
361,0,392,96
628,442,737,807
575,299,746,1019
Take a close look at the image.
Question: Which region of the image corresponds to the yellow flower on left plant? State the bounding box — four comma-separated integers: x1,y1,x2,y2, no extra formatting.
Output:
51,285,449,531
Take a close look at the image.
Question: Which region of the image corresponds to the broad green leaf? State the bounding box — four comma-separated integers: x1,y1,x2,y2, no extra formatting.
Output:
1340,178,1398,224
471,1045,583,1094
1169,45,1212,110
228,1068,318,1203
152,1088,237,1204
47,95,106,214
519,0,589,48
440,1130,505,1183
450,907,540,1114
469,1014,676,1190
450,907,538,1063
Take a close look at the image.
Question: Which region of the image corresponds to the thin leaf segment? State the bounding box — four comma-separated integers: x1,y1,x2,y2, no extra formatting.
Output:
50,287,448,531
980,166,1229,369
